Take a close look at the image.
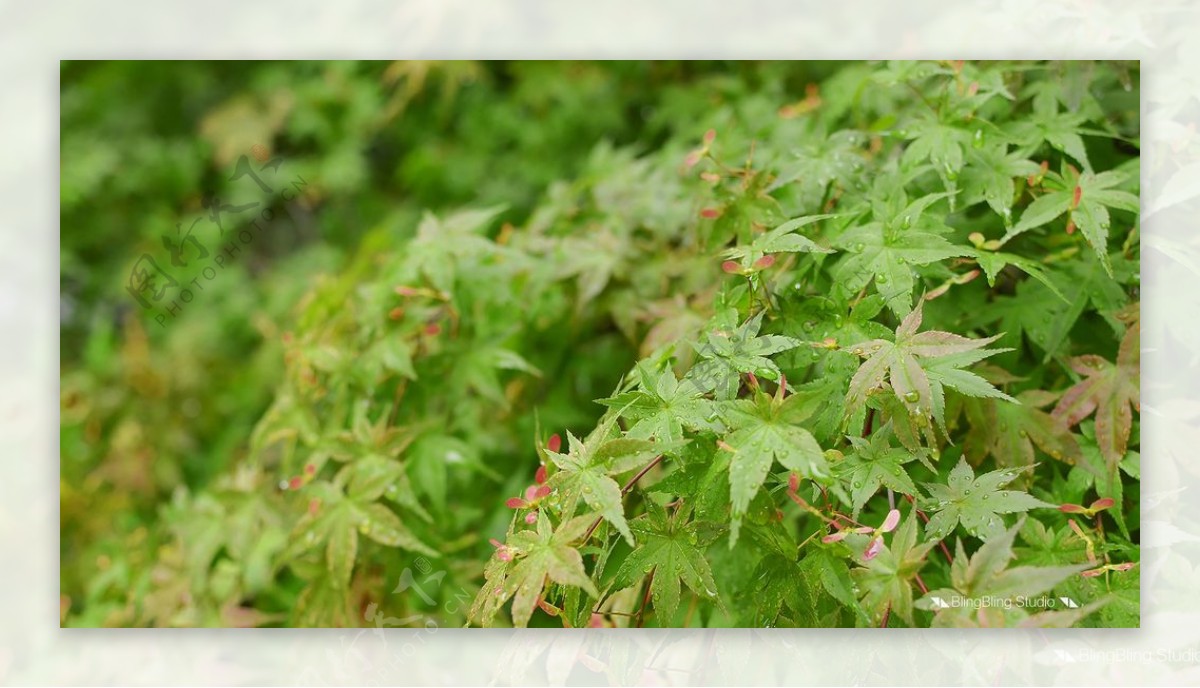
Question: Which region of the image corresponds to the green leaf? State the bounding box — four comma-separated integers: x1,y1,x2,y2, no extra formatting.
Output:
599,364,720,442
326,508,358,589
688,312,803,400
351,501,437,556
544,410,672,545
611,501,721,624
992,253,1127,362
1004,167,1137,275
834,433,922,517
501,513,599,628
923,460,1053,540
722,214,836,270
721,391,828,545
833,222,972,316
851,509,934,625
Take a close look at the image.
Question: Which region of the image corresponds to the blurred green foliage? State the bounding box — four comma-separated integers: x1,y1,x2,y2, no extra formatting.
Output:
60,60,1139,628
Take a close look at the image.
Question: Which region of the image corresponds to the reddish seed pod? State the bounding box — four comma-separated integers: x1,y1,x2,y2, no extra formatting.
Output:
535,465,548,485
524,512,538,525
505,497,526,509
863,537,884,561
700,207,721,219
788,473,800,494
288,476,303,490
721,260,742,274
1090,497,1116,511
703,128,717,145
880,509,901,533
308,498,321,516
424,323,441,336
389,307,405,320
1071,185,1082,209
546,434,562,453
754,254,776,269
1065,219,1076,235
1059,503,1088,513
684,150,702,168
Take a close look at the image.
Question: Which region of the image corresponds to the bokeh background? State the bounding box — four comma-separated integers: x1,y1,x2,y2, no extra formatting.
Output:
4,0,1198,684
60,60,864,628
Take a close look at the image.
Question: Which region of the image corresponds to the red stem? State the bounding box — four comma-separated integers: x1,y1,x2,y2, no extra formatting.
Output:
582,454,665,543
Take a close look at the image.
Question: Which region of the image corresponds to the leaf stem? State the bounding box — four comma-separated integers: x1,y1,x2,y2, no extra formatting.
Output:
904,494,954,564
582,454,666,543
637,567,656,627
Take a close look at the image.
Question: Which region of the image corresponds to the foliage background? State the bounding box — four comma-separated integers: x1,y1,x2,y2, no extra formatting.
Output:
60,59,1141,632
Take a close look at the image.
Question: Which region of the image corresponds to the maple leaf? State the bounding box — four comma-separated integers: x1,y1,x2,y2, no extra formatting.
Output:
499,513,599,628
917,520,1093,628
610,500,721,624
598,361,719,442
769,129,869,196
989,252,1128,363
831,191,972,316
833,433,922,518
687,311,803,400
720,388,829,545
971,245,1065,302
851,510,935,626
1002,164,1139,276
843,299,1008,435
282,471,437,590
922,459,1053,540
958,140,1041,222
720,214,835,271
1052,320,1140,471
963,388,1083,471
1005,80,1094,171
544,409,676,545
900,117,971,181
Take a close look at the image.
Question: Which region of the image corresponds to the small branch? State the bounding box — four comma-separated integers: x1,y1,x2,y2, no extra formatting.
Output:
914,573,929,595
904,494,953,564
622,454,666,496
582,454,666,543
879,604,891,628
862,407,875,437
637,567,657,628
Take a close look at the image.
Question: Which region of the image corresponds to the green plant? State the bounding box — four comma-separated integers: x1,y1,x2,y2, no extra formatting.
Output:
61,60,1140,629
